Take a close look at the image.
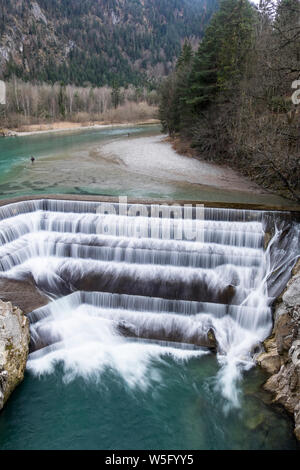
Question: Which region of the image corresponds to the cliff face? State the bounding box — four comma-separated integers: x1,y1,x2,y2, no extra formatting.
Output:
0,300,30,410
257,259,300,441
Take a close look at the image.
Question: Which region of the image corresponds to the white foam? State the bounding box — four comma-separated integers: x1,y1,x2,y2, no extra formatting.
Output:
28,302,208,387
0,199,298,407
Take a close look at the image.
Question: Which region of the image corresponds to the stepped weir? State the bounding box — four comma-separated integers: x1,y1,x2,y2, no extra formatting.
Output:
0,199,298,404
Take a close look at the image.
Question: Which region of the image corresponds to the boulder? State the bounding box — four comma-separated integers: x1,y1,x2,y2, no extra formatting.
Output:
256,348,281,375
0,300,30,410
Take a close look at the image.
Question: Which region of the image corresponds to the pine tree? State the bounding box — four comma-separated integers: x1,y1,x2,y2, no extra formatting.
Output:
186,0,255,114
159,40,194,134
176,40,193,70
159,74,178,134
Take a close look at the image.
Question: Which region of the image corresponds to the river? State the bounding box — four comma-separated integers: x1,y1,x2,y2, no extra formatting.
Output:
0,125,298,450
0,124,297,206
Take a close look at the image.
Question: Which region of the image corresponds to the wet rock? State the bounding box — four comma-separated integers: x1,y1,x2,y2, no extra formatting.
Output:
207,328,217,351
117,320,217,350
264,232,272,250
245,412,264,431
219,284,236,304
116,320,137,338
282,268,300,307
75,271,236,304
0,278,48,314
0,300,30,410
275,313,296,355
295,402,300,440
257,259,300,440
257,348,281,375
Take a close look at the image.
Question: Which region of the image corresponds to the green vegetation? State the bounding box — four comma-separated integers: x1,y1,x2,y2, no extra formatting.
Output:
0,0,218,87
159,0,300,201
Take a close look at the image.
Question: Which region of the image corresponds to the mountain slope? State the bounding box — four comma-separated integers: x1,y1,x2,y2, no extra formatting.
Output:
0,0,218,86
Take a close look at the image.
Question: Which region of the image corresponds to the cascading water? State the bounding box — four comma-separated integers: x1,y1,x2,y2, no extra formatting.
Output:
0,199,299,408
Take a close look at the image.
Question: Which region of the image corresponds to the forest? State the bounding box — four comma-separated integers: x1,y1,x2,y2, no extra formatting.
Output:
0,79,158,129
0,1,218,129
0,0,218,87
159,0,300,201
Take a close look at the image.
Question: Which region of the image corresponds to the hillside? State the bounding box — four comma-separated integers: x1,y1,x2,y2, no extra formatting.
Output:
0,0,218,87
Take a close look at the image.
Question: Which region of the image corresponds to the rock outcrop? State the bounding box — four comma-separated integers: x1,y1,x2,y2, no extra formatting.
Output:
0,300,30,410
257,259,300,440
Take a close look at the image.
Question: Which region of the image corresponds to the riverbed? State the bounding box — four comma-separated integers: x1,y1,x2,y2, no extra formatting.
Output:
0,124,297,207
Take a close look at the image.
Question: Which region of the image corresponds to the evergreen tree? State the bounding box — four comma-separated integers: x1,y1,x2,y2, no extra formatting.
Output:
159,73,179,134
111,81,121,109
158,0,300,201
0,0,219,87
186,0,255,114
159,40,194,134
176,40,193,70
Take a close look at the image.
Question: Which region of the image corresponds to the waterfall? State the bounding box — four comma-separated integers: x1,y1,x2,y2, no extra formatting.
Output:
0,199,298,403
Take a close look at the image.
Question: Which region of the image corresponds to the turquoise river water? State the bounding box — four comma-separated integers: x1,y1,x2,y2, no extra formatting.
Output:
0,124,297,206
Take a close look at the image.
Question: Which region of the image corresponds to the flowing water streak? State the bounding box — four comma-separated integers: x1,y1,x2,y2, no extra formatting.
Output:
0,199,298,405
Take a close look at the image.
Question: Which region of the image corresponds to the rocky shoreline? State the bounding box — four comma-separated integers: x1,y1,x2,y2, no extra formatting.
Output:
257,259,300,441
0,278,48,411
0,128,18,137
0,300,30,410
0,120,160,138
